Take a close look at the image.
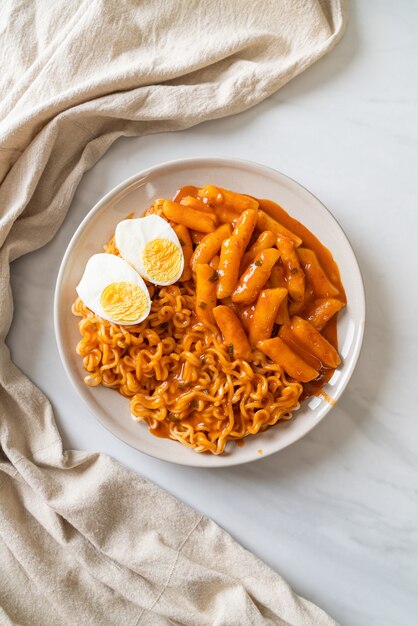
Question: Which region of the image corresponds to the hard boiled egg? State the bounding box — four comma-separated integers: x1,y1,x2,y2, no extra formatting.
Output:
76,253,151,325
115,215,184,286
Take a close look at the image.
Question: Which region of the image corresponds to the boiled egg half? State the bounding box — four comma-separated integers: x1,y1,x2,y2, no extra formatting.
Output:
76,253,151,325
115,215,184,286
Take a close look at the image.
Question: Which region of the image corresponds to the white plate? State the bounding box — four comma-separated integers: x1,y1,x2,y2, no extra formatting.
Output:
54,158,365,467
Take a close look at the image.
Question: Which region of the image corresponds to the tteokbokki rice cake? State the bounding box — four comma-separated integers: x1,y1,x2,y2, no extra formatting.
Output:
72,185,346,454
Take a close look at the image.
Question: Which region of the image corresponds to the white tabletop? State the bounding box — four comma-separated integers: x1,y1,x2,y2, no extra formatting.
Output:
7,3,417,625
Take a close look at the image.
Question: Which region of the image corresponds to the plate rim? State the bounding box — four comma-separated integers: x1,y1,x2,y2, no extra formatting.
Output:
54,156,366,467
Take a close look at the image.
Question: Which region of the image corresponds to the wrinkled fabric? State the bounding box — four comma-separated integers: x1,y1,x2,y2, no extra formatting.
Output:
0,1,346,624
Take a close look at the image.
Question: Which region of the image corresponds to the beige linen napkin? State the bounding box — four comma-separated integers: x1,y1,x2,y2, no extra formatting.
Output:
0,1,346,624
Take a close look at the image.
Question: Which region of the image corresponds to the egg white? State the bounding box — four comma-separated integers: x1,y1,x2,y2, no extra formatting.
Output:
115,215,184,286
76,253,151,325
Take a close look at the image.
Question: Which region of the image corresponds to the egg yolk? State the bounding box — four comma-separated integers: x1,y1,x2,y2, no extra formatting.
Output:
100,282,149,323
142,238,182,283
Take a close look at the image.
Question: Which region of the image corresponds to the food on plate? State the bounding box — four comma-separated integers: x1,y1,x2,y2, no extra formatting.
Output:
76,253,151,325
212,305,253,362
231,247,281,305
115,214,183,285
72,184,346,454
190,223,232,271
257,209,303,247
249,287,288,346
162,199,216,233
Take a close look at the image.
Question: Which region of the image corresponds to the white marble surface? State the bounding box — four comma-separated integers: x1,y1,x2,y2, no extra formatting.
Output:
6,3,418,625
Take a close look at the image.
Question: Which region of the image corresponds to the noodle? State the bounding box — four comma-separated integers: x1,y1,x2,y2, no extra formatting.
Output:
72,282,301,454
